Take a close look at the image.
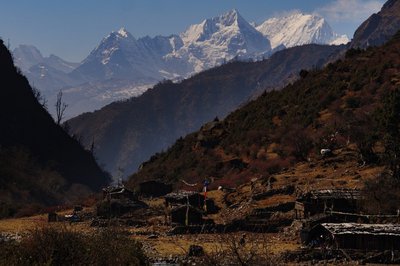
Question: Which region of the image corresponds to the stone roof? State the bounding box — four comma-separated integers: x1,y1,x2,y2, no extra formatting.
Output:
299,188,361,201
164,190,200,200
320,223,400,236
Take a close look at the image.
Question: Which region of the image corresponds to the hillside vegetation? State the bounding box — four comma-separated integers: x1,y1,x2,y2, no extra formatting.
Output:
0,40,110,218
67,44,344,177
129,32,400,192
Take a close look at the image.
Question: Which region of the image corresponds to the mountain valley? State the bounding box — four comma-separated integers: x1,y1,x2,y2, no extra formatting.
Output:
3,1,400,264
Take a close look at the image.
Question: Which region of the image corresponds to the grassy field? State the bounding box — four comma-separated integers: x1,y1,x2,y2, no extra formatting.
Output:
0,214,47,233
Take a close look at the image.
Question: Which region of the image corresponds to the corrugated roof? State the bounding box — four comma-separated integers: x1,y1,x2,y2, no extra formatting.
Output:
321,223,400,236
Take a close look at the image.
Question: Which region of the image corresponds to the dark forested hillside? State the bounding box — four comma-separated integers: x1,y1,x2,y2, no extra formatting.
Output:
67,44,344,177
0,40,110,217
128,31,400,189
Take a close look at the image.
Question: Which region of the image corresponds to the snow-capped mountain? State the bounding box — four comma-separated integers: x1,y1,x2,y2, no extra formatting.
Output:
175,9,271,72
256,12,349,49
66,10,273,118
75,10,347,85
74,10,271,82
14,9,348,119
72,28,189,83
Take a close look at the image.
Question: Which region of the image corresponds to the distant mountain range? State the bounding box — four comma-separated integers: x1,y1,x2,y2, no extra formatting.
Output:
13,10,348,118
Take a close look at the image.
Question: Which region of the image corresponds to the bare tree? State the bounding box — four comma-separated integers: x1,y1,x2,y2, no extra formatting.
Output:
55,90,68,125
199,233,278,266
32,85,48,110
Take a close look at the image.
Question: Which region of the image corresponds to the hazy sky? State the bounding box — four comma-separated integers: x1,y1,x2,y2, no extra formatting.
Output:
0,0,385,62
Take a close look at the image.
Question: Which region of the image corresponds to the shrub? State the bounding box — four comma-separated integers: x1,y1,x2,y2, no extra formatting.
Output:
360,172,400,214
199,233,280,266
0,226,148,266
345,97,361,109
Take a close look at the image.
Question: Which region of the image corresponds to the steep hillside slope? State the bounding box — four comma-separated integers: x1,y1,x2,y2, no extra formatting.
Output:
128,31,400,189
0,40,110,217
351,0,400,48
67,44,344,178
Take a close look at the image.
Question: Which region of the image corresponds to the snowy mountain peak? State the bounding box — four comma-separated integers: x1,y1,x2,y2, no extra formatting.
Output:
108,27,133,40
100,27,134,44
218,9,242,25
181,9,269,45
178,9,271,72
117,27,129,38
181,9,255,44
256,11,349,48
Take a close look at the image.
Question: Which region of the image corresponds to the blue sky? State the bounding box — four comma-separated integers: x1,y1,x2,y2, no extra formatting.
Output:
0,0,385,62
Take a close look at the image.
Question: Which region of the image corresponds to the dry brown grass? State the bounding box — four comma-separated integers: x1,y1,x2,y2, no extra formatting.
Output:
0,214,47,233
206,190,226,208
0,207,98,235
255,195,295,208
135,232,299,260
226,146,385,210
266,143,280,160
144,197,165,209
318,109,334,123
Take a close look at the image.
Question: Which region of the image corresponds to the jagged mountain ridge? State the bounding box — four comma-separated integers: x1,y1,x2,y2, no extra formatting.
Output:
14,9,348,118
72,28,187,82
75,9,347,82
175,9,271,72
73,10,272,82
